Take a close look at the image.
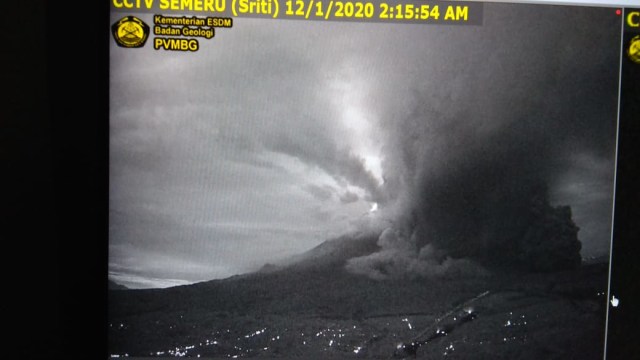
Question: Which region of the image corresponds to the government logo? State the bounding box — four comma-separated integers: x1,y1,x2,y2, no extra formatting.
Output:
112,16,150,48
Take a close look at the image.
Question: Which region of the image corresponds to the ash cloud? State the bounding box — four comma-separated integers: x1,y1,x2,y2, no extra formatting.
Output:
340,191,359,204
346,5,619,275
346,227,489,280
305,184,334,201
267,135,384,203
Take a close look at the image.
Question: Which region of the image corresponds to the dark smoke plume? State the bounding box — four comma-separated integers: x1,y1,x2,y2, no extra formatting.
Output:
401,104,583,271
347,7,618,276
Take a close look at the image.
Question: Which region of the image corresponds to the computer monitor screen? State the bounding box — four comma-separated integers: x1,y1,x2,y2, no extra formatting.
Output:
108,1,638,358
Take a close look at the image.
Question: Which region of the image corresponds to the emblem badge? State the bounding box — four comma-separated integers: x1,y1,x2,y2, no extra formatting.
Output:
112,16,150,48
628,35,640,64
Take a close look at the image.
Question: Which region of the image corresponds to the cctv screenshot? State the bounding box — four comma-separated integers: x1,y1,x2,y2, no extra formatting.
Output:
108,0,639,358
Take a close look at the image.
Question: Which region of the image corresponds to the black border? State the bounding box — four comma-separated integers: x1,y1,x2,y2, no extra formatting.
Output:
54,0,109,356
605,11,640,359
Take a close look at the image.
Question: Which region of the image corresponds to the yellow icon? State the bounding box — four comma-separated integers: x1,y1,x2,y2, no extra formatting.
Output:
627,11,639,28
628,35,640,64
112,16,150,48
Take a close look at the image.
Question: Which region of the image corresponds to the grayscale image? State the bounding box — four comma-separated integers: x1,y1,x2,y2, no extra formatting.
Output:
109,4,620,358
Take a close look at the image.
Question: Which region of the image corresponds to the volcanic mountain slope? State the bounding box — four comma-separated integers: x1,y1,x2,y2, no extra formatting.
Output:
108,279,129,290
109,233,609,359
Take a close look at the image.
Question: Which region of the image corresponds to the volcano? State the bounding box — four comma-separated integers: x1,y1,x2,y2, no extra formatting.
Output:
109,232,608,359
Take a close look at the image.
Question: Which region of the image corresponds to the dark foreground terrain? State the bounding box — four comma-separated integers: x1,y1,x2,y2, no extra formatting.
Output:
109,250,608,359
